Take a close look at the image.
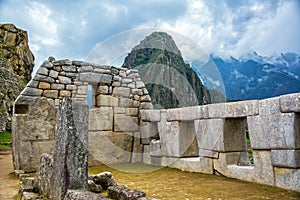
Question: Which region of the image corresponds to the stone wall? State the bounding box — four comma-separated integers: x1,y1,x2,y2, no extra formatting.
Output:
140,93,300,192
12,57,152,172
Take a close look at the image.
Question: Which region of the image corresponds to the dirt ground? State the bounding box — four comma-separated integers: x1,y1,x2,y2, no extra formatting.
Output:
0,150,19,200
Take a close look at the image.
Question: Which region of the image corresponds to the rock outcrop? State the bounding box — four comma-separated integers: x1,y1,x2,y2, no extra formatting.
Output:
0,23,34,132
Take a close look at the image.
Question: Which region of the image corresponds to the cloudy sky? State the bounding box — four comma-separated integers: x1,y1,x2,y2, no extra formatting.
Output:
1,0,299,71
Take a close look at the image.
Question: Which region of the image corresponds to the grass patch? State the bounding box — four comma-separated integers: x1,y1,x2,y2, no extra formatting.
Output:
0,131,12,150
89,163,300,200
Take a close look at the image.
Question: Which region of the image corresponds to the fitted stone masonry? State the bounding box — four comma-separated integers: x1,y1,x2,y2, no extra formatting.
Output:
12,57,300,193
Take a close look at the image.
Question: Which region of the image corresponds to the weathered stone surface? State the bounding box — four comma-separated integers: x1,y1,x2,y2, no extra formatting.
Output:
88,180,103,193
136,81,145,89
114,114,139,132
253,151,275,185
60,90,71,97
131,132,143,163
125,108,139,116
195,118,246,152
79,72,112,84
274,168,300,192
49,70,59,79
114,107,126,114
208,100,259,118
21,88,43,96
167,106,208,121
77,85,88,95
140,121,159,145
27,80,39,88
34,74,55,83
140,110,160,122
271,150,300,168
150,140,162,157
58,76,72,84
107,185,146,200
37,67,48,76
131,89,143,96
90,172,117,190
64,190,108,200
113,87,131,97
167,157,214,174
158,120,180,157
38,82,50,89
213,152,255,182
280,93,300,113
50,98,88,200
89,107,113,131
143,145,151,165
13,98,56,171
96,95,118,107
34,154,53,197
248,112,300,149
96,85,109,94
139,102,153,109
62,65,77,72
51,83,65,90
119,97,133,108
20,177,35,192
199,149,219,159
89,131,133,164
43,90,59,99
179,121,199,157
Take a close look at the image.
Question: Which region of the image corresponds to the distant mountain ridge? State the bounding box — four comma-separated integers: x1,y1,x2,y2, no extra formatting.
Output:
210,52,300,101
122,31,210,108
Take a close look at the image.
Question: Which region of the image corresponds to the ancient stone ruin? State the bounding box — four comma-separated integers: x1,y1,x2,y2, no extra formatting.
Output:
12,57,300,195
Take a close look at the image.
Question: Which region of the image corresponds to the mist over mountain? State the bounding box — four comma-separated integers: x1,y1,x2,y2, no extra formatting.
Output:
210,52,300,101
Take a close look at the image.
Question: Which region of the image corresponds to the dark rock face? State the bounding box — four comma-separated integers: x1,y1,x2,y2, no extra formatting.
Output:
0,23,34,132
122,31,210,108
88,180,103,193
107,185,146,200
50,98,89,200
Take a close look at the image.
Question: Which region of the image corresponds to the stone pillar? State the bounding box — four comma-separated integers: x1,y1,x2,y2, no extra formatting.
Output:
50,98,89,200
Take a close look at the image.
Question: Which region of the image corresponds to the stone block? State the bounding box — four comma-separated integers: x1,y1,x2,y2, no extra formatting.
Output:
140,121,158,144
253,150,275,185
114,107,125,114
208,100,259,118
114,114,139,132
51,83,65,90
49,70,59,79
77,85,88,95
140,110,161,122
38,82,51,89
27,80,39,88
96,95,118,107
79,72,112,84
131,132,143,163
271,150,300,168
62,65,77,72
33,74,55,83
167,106,208,121
158,120,180,157
64,190,108,200
58,76,72,84
248,113,300,149
81,65,94,71
139,102,153,109
89,131,132,165
119,97,132,108
37,67,49,75
60,90,71,97
143,145,151,165
150,140,162,157
140,95,151,102
66,85,76,90
199,149,219,158
131,89,143,96
89,107,113,131
113,87,130,97
125,108,138,116
280,93,300,113
274,168,300,192
96,85,109,95
195,118,246,152
20,192,42,200
22,87,43,96
168,157,214,174
43,90,58,99
107,185,146,200
136,81,145,89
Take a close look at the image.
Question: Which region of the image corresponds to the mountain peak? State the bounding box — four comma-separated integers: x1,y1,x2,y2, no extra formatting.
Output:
133,31,181,56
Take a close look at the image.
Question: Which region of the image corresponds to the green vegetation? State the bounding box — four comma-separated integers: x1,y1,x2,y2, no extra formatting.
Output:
0,131,12,150
90,163,300,199
20,77,28,86
1,90,8,95
0,109,5,113
0,55,8,62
